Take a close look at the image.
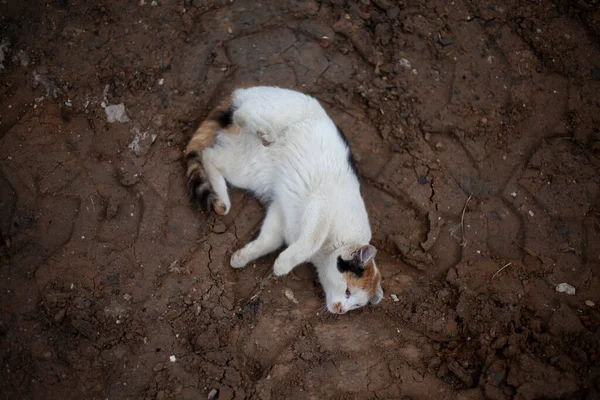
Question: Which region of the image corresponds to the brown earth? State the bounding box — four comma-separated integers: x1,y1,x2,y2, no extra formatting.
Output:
1,0,600,399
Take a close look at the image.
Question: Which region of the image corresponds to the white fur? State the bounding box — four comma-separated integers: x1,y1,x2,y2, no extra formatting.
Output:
202,86,383,313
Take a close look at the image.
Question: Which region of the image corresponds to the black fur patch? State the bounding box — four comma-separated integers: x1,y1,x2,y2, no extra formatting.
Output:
337,256,364,278
188,176,215,212
185,150,200,162
335,125,359,177
212,107,234,128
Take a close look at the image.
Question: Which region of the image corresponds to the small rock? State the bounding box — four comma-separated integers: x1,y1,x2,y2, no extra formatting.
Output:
424,132,431,141
128,128,157,156
284,288,299,304
298,20,335,47
386,6,400,19
556,282,576,295
549,303,585,334
169,355,177,363
104,103,131,123
421,211,444,251
448,360,473,386
155,391,165,400
54,309,66,323
106,198,120,219
439,37,454,46
390,294,399,302
153,363,165,372
585,300,595,307
15,50,29,67
380,125,391,139
0,38,9,70
119,173,140,187
71,319,96,339
434,141,445,151
218,386,234,400
152,114,165,127
486,360,505,386
212,222,227,234
392,234,434,270
435,31,454,46
207,389,218,400
373,0,393,9
398,58,411,69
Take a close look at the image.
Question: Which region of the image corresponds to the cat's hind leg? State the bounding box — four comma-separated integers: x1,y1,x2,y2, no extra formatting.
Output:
231,203,284,268
232,105,277,146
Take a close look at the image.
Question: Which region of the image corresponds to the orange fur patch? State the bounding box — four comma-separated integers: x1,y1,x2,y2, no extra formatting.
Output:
344,259,380,298
184,93,239,157
332,302,343,313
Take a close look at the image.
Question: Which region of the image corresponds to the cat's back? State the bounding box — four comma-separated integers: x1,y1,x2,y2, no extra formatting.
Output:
233,86,319,114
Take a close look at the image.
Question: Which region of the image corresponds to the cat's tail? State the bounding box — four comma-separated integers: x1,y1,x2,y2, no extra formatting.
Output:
184,95,236,214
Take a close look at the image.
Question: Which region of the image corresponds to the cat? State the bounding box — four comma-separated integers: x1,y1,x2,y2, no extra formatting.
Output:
184,86,383,314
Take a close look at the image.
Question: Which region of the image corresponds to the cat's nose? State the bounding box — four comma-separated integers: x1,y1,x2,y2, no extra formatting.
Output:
329,301,345,314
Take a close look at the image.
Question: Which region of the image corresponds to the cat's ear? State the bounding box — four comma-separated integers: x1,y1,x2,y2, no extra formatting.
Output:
370,281,384,305
354,245,377,266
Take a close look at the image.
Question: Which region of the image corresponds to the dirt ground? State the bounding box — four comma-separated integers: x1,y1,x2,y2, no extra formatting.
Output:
1,0,599,399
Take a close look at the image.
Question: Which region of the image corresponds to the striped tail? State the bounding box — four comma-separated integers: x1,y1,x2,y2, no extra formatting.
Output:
185,95,235,214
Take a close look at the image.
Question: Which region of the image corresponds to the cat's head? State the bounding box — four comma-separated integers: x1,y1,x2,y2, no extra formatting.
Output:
324,244,383,314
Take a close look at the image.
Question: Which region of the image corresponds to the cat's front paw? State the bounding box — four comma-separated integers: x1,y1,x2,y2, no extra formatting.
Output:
230,250,248,269
273,257,293,277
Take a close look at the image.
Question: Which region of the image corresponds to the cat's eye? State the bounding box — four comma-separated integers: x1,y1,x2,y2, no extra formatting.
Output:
345,288,351,298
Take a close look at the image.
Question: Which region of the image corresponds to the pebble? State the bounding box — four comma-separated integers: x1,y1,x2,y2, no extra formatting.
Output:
585,300,595,307
390,294,399,302
54,309,66,323
104,103,131,123
386,6,400,19
398,58,411,69
439,37,454,46
207,389,218,400
212,222,227,234
284,288,299,304
153,363,164,372
169,355,177,362
106,198,120,219
555,282,576,295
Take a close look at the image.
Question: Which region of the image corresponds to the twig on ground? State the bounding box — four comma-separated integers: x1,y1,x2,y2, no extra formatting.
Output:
491,262,513,280
460,194,472,247
247,270,274,302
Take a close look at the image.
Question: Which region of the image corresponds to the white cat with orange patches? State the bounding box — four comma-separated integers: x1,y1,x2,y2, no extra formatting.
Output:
185,86,383,314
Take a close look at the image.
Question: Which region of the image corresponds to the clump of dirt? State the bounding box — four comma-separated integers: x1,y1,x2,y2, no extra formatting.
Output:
1,0,599,399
